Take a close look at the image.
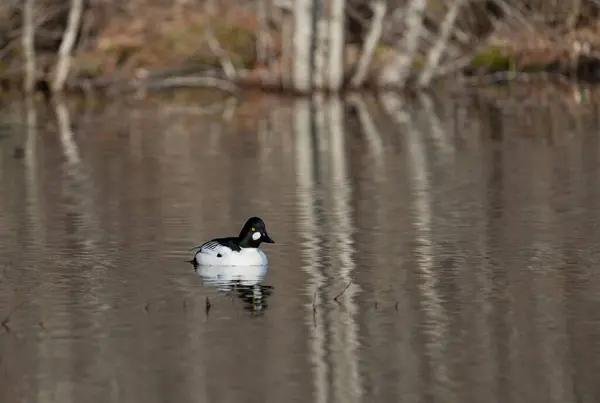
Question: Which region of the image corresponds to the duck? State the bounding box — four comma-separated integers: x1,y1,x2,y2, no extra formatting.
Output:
189,216,275,267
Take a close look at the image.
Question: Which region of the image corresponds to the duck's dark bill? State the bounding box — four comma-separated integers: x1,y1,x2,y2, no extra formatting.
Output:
263,232,275,243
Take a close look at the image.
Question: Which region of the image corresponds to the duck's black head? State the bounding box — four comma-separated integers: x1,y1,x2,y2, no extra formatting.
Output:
238,216,274,248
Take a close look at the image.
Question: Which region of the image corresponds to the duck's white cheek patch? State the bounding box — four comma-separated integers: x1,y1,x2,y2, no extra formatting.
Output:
252,232,261,241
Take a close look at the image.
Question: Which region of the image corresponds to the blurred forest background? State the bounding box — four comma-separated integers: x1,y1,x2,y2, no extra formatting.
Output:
1,0,600,95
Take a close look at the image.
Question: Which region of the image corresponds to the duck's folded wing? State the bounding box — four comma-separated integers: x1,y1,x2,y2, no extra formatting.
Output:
194,237,241,256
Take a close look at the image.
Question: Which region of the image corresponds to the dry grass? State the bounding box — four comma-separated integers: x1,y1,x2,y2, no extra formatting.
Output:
468,17,600,77
75,6,260,78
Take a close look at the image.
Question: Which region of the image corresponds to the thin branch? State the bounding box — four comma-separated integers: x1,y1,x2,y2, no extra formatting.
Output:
346,3,372,28
493,0,535,31
428,41,490,81
52,0,84,92
3,3,70,42
159,102,232,117
333,281,352,303
418,0,466,87
1,317,9,333
350,0,386,88
0,40,19,62
200,0,238,80
130,76,238,93
204,29,238,81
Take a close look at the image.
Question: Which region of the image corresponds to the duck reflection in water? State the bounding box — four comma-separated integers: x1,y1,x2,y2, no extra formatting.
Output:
194,264,274,313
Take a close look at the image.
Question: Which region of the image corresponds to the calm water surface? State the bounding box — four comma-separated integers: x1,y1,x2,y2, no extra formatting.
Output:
1,91,600,403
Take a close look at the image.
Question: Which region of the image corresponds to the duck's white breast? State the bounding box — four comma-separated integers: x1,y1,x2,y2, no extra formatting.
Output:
194,246,268,266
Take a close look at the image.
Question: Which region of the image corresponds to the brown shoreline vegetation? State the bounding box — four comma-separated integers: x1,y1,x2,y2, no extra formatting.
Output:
2,0,600,97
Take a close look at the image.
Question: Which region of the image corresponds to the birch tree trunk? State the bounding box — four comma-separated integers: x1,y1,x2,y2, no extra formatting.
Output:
22,0,36,94
257,0,270,67
379,0,426,88
418,0,465,87
350,1,386,88
293,0,314,93
312,0,327,89
52,0,83,93
327,0,346,91
281,15,293,88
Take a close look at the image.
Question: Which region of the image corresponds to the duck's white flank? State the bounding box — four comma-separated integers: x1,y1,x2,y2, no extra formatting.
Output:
194,243,268,266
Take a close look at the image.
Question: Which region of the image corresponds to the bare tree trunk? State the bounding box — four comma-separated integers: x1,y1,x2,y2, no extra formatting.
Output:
256,0,270,66
379,0,426,88
418,0,465,87
53,0,84,93
22,0,36,93
312,0,327,89
281,14,293,88
350,1,386,88
327,0,345,91
397,0,426,84
293,0,314,93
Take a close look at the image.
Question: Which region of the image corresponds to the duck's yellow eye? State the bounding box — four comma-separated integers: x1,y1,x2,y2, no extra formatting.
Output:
251,227,255,231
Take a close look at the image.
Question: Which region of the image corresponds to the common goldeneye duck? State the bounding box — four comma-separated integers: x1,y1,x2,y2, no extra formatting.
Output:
190,216,275,267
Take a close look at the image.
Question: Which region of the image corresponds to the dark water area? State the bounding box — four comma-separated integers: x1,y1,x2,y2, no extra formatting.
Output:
1,89,600,403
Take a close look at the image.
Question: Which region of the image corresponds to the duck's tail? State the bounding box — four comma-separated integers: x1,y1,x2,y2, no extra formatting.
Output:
186,246,201,267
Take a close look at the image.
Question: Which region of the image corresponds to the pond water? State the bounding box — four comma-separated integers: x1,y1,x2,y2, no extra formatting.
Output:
1,89,600,403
